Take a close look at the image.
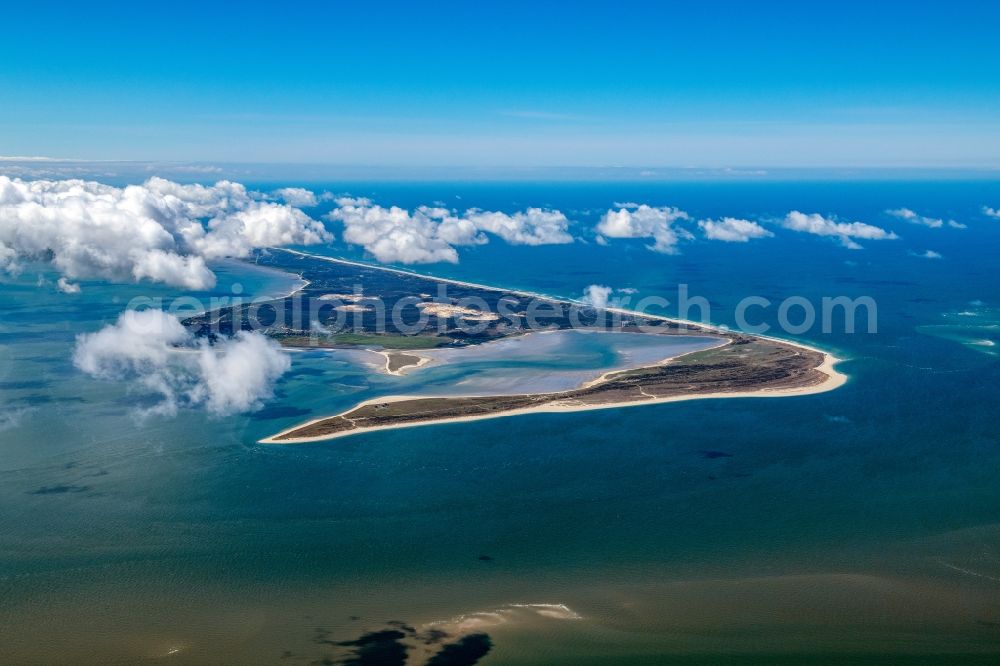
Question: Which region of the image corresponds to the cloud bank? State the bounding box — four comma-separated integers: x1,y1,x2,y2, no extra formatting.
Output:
327,198,573,264
74,309,289,416
1,174,931,286
594,206,887,252
0,177,331,290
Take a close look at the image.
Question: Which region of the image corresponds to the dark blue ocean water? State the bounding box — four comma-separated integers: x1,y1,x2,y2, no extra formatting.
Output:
1,179,999,663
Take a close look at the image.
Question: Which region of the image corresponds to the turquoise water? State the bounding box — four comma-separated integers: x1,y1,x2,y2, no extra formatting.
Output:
2,179,1000,663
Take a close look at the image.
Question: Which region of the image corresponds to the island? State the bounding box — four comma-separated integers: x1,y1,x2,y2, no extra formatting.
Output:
182,249,846,443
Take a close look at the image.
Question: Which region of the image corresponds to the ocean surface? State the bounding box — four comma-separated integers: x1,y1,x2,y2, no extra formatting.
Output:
2,179,1000,664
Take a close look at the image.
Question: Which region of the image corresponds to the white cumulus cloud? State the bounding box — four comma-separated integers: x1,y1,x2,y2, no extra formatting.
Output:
0,176,332,291
270,187,319,207
463,208,573,245
984,206,1000,219
329,203,466,264
189,330,292,414
56,277,80,294
327,199,572,264
581,284,614,309
886,207,961,229
782,211,897,249
596,205,691,253
74,309,290,416
698,217,773,242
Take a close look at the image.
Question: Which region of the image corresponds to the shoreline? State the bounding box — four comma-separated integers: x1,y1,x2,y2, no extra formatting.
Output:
374,349,434,376
254,249,848,444
260,347,846,444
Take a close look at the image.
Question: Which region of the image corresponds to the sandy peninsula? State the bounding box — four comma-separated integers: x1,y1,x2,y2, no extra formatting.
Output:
187,249,847,444
261,334,846,444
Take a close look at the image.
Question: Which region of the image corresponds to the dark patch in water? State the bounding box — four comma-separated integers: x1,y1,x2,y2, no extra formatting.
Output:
418,628,450,645
0,380,49,390
29,484,91,495
834,277,917,287
116,394,167,409
425,634,492,665
307,622,490,665
387,620,416,634
18,354,67,366
16,394,86,406
313,628,337,646
477,554,494,562
294,367,327,376
337,629,408,665
697,449,734,459
0,332,44,343
18,394,53,405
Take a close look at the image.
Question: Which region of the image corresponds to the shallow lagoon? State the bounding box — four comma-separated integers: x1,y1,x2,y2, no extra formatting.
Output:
351,330,722,397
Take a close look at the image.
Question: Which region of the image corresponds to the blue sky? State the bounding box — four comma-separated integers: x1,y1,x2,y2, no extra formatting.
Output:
2,1,998,167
